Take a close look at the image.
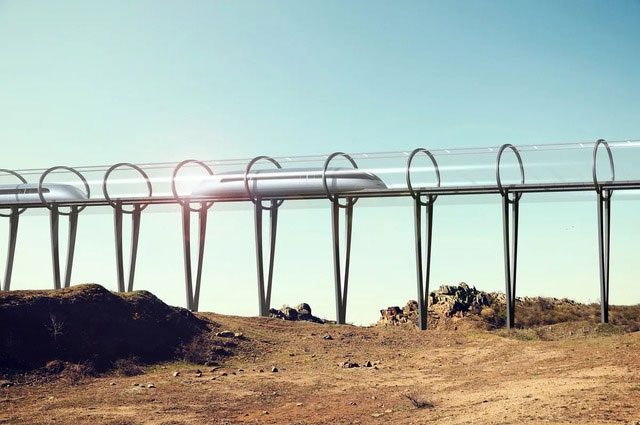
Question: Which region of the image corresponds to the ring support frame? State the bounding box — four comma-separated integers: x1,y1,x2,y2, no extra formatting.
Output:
0,169,27,291
172,159,214,311
244,156,283,316
103,163,152,293
406,148,441,330
38,166,91,290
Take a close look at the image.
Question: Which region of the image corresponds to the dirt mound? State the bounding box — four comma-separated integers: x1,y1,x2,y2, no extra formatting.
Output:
379,282,640,331
0,284,209,371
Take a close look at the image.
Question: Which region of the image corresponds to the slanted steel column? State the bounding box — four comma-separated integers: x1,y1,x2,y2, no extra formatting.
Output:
496,144,525,329
501,194,519,329
180,203,209,310
253,200,279,316
406,148,441,330
331,200,353,324
172,159,214,311
244,156,283,317
323,152,359,325
39,166,89,290
103,163,152,293
0,169,26,292
111,202,142,292
48,205,79,289
592,139,615,324
1,207,20,291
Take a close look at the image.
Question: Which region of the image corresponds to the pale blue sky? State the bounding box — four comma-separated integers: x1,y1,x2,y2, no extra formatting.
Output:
0,1,639,324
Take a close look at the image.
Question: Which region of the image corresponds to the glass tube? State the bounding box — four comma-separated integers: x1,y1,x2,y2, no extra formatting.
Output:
0,139,638,211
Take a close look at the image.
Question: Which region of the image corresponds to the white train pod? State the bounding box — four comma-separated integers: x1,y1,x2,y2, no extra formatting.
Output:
191,167,388,198
0,183,88,205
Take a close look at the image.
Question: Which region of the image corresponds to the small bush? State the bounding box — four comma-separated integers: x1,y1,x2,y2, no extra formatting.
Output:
113,358,145,377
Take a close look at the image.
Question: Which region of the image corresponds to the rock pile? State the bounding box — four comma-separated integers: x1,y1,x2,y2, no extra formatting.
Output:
379,283,496,327
429,282,492,316
269,303,325,324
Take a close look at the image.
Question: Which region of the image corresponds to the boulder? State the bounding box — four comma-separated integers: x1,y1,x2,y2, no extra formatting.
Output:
296,303,312,315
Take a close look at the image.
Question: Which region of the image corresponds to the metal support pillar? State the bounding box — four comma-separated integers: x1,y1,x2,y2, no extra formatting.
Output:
414,196,435,330
596,189,612,323
103,162,152,293
172,159,214,312
254,200,278,316
496,143,525,330
331,200,353,324
244,155,283,317
406,148,440,330
1,208,20,291
592,139,615,324
49,205,79,290
38,166,89,290
501,195,519,329
181,203,208,311
113,202,142,293
323,152,359,325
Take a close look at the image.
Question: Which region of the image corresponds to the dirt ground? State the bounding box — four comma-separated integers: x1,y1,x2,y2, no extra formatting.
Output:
1,313,639,425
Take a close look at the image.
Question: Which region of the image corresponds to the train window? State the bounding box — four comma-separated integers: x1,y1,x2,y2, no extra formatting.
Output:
0,188,50,195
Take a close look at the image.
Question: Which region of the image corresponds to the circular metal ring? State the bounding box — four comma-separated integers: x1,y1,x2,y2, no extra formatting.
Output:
38,166,91,215
102,163,153,213
496,143,525,203
592,139,615,196
171,159,215,212
0,169,27,217
322,152,359,208
406,148,441,207
244,156,284,211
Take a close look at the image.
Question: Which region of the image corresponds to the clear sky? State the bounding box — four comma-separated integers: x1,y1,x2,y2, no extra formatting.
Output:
0,0,639,324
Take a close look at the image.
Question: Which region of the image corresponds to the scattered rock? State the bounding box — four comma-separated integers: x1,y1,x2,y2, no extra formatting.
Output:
271,366,279,373
109,382,116,386
296,402,303,407
147,383,155,388
269,303,326,323
233,332,244,339
323,334,333,340
341,361,359,368
364,361,372,368
220,372,228,376
258,369,264,373
0,380,14,388
133,383,139,387
172,371,180,377
215,331,235,338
